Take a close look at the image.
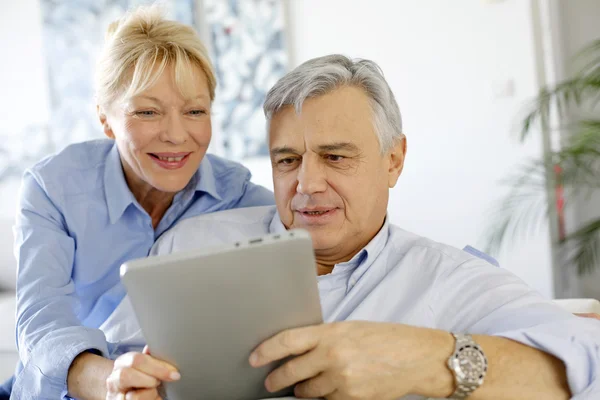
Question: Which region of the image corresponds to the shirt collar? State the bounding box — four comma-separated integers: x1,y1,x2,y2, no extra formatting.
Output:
268,210,390,275
339,217,389,274
104,144,136,224
194,154,222,201
104,145,223,224
173,154,223,206
269,210,288,234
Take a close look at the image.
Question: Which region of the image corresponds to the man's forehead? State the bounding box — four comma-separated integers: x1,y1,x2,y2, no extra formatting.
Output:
268,86,378,150
269,118,364,151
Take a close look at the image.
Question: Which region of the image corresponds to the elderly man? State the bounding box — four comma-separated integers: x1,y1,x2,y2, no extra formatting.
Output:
101,55,600,400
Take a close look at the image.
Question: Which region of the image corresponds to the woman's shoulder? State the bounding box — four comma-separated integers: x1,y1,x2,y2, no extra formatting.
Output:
30,139,113,175
204,153,251,180
200,153,273,207
24,139,114,198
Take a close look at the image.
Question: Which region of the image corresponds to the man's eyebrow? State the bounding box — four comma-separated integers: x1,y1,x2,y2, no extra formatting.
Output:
270,142,361,156
270,146,299,157
317,142,360,152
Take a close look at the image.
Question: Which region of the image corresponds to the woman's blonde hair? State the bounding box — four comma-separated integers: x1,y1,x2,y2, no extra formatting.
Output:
95,5,216,107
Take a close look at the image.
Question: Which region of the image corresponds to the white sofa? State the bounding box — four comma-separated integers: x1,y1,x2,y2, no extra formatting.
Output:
0,218,598,385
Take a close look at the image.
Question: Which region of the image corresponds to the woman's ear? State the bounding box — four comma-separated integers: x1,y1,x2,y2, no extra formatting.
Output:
97,105,115,139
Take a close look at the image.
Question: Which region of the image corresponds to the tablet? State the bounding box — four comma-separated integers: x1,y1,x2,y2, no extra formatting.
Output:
120,229,323,400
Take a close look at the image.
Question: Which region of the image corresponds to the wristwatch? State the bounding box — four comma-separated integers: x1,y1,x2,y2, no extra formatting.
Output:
446,333,488,399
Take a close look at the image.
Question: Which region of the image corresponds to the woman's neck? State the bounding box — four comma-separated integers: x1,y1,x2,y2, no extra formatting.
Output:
122,166,176,229
136,189,175,229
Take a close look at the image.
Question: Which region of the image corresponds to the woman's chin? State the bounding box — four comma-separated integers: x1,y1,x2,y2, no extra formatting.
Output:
148,176,193,194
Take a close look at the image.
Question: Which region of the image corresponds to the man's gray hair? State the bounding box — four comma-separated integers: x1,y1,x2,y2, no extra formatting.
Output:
263,54,403,153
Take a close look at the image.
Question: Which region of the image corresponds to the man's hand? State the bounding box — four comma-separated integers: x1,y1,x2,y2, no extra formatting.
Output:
249,321,454,400
106,346,180,400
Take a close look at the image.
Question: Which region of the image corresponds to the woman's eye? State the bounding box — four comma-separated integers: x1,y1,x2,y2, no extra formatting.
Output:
187,109,206,116
135,110,157,117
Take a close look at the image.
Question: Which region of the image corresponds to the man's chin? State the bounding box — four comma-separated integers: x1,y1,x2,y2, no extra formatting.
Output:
307,233,341,253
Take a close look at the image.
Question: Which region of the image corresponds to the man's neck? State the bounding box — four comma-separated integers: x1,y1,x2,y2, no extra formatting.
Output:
313,219,387,276
316,262,336,276
314,242,366,276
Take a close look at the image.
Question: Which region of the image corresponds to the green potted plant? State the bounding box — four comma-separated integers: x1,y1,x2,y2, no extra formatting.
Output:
484,39,600,275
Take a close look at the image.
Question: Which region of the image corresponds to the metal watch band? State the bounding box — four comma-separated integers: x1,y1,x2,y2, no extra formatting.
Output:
447,333,487,399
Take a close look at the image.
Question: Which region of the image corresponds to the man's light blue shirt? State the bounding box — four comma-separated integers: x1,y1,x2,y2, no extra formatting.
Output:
103,206,600,399
11,140,274,399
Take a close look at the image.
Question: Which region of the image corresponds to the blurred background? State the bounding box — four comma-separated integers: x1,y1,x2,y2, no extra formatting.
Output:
0,0,599,303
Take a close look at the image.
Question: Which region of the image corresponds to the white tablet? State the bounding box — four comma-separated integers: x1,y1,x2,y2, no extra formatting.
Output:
120,229,323,400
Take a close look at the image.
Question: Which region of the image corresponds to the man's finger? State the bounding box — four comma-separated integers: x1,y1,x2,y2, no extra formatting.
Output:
106,367,160,393
264,350,327,393
250,325,322,367
293,372,337,399
114,352,181,382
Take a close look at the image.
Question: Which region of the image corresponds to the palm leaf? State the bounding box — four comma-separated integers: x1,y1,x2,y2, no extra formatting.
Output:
487,39,600,275
519,39,600,142
519,77,600,142
483,182,549,257
484,128,600,262
560,218,600,275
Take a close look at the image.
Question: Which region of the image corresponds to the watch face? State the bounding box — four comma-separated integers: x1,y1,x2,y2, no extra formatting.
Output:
451,345,488,383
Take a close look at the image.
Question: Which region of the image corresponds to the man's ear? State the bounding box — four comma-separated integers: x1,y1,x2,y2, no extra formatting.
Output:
97,105,115,139
387,134,407,188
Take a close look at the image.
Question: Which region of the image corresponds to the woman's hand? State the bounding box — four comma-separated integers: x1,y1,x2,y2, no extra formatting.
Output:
106,347,180,400
575,313,600,320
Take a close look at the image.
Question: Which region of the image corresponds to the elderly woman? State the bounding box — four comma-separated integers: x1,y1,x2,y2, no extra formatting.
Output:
5,6,274,400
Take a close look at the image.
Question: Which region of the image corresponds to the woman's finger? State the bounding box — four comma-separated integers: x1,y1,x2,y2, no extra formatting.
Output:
114,352,180,382
124,388,160,400
106,366,160,393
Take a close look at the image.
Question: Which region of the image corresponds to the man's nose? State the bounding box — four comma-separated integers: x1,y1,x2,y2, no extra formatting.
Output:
296,158,327,195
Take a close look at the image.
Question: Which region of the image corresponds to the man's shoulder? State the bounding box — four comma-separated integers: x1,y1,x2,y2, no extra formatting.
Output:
153,206,277,254
386,224,489,270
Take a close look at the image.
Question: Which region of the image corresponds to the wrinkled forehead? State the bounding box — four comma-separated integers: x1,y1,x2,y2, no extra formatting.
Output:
268,87,379,152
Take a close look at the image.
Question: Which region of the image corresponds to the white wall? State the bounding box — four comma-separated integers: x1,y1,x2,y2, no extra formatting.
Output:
0,0,558,298
249,0,556,298
0,0,50,219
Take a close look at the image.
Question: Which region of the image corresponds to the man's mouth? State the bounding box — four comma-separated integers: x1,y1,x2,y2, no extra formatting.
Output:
303,210,329,215
297,208,337,216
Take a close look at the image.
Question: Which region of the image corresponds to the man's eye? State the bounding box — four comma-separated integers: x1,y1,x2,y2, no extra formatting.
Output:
187,109,207,116
326,154,345,162
278,158,297,165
